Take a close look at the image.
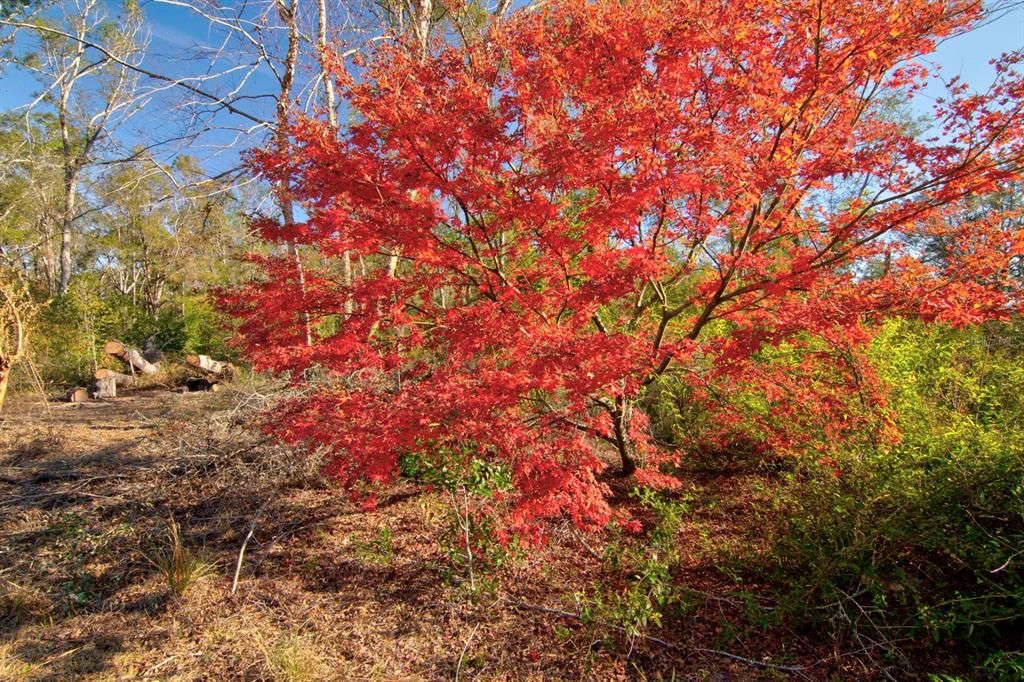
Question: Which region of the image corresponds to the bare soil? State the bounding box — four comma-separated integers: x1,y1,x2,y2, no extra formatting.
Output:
0,387,870,680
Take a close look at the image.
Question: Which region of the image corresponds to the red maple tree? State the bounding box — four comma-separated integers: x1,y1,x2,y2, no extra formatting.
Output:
226,0,1024,538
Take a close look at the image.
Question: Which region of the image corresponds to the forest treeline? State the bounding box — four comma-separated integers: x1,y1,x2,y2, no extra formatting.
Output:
0,0,501,387
0,0,1022,679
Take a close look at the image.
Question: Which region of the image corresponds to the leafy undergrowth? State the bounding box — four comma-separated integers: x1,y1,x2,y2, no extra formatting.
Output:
0,385,1003,680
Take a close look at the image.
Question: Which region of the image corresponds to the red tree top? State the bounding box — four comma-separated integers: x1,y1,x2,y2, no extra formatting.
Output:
226,0,1024,539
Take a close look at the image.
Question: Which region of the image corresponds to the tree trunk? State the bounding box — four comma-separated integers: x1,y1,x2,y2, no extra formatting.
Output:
185,354,233,377
58,73,81,297
43,226,57,298
316,0,354,320
612,399,638,476
411,0,433,57
67,386,89,403
59,168,78,296
95,368,136,388
103,340,159,375
277,0,312,347
0,364,9,414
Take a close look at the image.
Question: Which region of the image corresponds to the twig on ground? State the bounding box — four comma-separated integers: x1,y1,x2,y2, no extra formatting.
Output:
454,622,481,681
572,528,603,561
232,521,257,594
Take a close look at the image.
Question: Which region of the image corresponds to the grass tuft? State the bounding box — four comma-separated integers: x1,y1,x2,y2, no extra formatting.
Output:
145,516,216,599
262,633,320,682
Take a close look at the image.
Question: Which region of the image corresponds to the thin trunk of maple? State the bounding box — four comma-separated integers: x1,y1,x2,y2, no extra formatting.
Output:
611,399,638,476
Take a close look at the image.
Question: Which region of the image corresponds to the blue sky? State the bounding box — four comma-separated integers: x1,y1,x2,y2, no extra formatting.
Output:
1,1,1022,180
922,4,1024,99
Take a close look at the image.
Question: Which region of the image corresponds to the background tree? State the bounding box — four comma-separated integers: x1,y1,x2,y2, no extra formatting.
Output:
0,267,39,411
0,113,65,293
15,0,146,295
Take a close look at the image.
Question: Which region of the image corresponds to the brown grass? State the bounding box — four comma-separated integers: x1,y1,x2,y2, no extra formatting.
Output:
0,384,866,680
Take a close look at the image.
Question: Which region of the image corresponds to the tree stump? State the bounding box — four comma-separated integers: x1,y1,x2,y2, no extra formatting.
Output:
88,376,117,399
95,368,136,388
66,387,89,403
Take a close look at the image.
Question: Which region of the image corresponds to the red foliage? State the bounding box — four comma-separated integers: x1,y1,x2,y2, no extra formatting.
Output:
224,0,1024,539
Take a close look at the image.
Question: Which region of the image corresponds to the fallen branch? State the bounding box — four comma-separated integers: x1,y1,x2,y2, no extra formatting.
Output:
231,521,257,594
454,623,481,682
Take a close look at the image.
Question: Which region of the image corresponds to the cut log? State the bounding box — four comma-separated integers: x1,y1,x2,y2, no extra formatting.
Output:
184,377,219,393
88,376,117,399
104,340,159,375
66,387,89,403
185,354,234,379
95,368,136,388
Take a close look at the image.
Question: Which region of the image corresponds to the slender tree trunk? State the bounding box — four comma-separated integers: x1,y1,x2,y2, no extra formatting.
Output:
57,69,83,297
0,363,10,414
276,0,312,347
316,0,354,319
612,398,638,476
409,0,432,57
59,167,79,296
43,226,57,297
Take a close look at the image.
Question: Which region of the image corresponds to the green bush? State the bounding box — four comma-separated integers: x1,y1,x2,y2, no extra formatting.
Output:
577,487,689,646
769,319,1024,671
400,443,519,598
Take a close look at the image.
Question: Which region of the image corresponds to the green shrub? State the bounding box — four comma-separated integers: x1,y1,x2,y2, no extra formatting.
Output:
400,443,518,597
577,487,689,646
769,319,1024,666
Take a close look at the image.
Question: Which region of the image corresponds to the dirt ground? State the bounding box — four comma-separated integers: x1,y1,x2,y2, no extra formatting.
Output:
0,386,878,680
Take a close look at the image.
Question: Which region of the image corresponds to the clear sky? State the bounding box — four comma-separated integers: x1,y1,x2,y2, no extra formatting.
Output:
1,1,1022,179
921,4,1024,104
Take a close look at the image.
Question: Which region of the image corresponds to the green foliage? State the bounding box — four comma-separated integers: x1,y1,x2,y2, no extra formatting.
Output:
400,443,518,597
578,487,689,644
400,444,513,498
982,651,1024,681
27,277,237,386
769,319,1024,664
353,526,394,566
0,0,36,19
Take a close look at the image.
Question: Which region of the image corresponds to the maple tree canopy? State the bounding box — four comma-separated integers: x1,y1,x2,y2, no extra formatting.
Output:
226,0,1024,539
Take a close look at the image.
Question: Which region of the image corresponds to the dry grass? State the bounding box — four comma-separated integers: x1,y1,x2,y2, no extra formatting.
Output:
0,383,861,680
145,516,217,599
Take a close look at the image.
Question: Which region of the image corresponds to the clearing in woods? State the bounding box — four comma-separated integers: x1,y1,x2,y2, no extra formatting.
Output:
0,388,899,680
